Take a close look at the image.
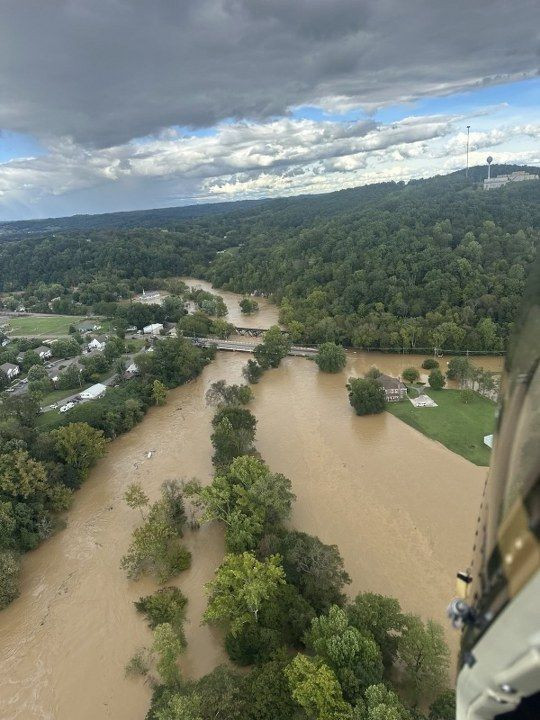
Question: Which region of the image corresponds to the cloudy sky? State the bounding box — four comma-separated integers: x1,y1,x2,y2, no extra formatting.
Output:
0,0,539,220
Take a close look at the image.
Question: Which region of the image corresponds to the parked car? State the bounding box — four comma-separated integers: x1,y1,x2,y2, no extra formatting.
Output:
59,401,75,413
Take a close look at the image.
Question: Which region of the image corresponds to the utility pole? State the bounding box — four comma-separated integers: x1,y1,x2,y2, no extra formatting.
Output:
466,125,470,180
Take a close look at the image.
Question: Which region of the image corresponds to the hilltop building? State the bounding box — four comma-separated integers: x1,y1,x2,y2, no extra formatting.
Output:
483,170,539,190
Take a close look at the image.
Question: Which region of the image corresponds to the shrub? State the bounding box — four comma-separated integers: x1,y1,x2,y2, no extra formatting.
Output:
135,587,188,635
422,358,439,370
428,369,446,390
402,367,420,383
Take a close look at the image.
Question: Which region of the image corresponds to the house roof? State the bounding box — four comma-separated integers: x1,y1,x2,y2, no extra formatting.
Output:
376,373,406,390
0,362,18,372
35,345,51,354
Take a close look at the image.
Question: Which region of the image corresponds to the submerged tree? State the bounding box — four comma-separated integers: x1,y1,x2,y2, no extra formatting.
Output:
347,378,386,415
316,342,347,373
253,326,291,369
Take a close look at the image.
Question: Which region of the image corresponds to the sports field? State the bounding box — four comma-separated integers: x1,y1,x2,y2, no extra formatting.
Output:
1,315,87,337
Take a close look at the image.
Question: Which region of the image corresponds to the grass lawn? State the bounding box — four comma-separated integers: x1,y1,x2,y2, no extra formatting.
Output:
3,315,87,337
387,389,496,466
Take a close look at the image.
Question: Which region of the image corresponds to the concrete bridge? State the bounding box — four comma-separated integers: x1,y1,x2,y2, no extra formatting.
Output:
190,337,318,358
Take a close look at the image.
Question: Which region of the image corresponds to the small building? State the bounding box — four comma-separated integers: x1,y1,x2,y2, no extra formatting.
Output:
35,345,53,360
376,373,407,402
0,362,20,380
123,362,139,380
484,434,494,449
77,320,102,333
136,289,163,304
80,383,107,400
143,323,164,335
87,337,106,352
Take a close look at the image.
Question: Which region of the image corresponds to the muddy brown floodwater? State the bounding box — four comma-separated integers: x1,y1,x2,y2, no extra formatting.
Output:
180,276,281,329
0,285,503,719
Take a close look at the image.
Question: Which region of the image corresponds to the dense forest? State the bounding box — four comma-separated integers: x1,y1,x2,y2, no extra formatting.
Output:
1,165,538,351
209,169,539,351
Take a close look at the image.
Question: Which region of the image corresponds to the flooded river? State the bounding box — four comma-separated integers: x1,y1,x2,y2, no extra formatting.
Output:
0,284,503,719
180,277,281,329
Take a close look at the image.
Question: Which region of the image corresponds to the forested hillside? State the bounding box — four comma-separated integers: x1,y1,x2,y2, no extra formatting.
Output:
210,169,539,351
1,165,538,351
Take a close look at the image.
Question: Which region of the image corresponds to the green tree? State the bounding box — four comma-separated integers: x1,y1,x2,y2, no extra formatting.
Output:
27,365,49,382
50,423,107,482
421,358,439,370
365,367,381,380
428,370,445,390
253,326,291,369
347,593,405,671
135,587,187,635
205,380,253,407
347,378,386,415
0,550,20,609
429,690,455,720
155,694,203,720
246,654,299,720
240,297,259,314
305,605,383,700
211,407,257,470
460,388,476,404
124,481,149,519
243,359,264,384
195,666,249,720
397,615,450,705
204,552,285,634
28,376,53,401
446,357,472,384
316,343,347,373
261,530,351,614
21,351,42,372
402,367,419,384
152,622,185,685
285,653,352,720
191,455,294,552
121,482,191,582
360,683,412,720
152,379,167,405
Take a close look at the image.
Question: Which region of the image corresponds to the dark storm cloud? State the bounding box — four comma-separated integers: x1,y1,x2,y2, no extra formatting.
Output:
0,0,538,147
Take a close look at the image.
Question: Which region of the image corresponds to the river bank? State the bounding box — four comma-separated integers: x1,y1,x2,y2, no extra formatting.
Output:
0,348,492,719
0,280,503,719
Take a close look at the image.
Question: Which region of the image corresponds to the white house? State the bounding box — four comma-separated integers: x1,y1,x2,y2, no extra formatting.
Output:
0,362,20,380
87,337,107,352
80,383,107,400
35,345,53,360
143,323,164,335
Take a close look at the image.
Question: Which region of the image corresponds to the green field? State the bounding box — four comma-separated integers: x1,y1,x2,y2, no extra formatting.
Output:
2,315,87,337
387,389,496,466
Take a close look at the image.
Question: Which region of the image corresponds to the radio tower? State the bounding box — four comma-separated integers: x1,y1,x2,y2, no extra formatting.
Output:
466,125,470,179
